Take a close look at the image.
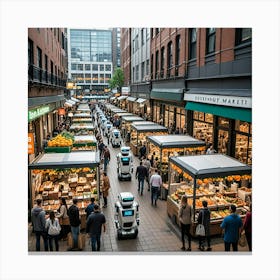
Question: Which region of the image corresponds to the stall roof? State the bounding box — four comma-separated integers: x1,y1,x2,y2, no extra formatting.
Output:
70,123,94,130
74,135,97,143
136,98,147,103
131,124,168,132
73,113,91,117
66,99,76,105
111,108,126,113
170,154,252,179
71,97,80,102
121,116,144,122
64,101,73,107
132,121,155,126
115,112,134,117
117,96,128,101
127,97,137,102
147,135,206,148
29,151,99,169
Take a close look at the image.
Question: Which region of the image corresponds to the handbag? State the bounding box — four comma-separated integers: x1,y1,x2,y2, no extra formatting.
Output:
238,230,247,247
48,220,61,236
196,210,205,236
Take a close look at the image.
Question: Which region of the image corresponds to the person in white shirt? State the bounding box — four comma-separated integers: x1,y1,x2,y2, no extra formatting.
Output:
206,145,216,154
149,169,162,206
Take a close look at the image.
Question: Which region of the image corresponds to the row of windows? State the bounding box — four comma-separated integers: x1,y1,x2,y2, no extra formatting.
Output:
150,28,252,79
71,63,112,71
132,59,150,82
71,73,111,83
132,28,150,54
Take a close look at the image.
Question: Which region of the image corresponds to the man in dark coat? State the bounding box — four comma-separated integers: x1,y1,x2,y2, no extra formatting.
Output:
135,161,148,195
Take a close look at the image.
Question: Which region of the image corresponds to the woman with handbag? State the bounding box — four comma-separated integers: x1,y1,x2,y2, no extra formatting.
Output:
178,195,193,251
45,211,61,251
197,200,212,251
242,203,252,251
57,197,70,240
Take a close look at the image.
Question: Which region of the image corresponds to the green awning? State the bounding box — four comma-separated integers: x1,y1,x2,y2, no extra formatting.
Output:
151,89,183,102
185,101,251,122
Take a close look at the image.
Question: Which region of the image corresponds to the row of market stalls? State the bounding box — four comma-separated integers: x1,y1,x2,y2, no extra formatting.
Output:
28,101,100,229
104,101,252,236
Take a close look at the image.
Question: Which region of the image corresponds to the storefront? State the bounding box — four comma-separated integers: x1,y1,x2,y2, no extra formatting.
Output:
185,91,252,165
116,96,128,110
167,154,252,236
126,97,137,113
28,151,100,230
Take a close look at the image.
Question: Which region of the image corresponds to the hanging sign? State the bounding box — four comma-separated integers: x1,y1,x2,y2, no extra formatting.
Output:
58,108,66,115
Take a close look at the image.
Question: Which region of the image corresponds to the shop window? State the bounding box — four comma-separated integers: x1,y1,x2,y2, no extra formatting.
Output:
235,134,250,164
198,112,204,121
235,120,250,133
205,113,213,123
193,111,199,120
218,117,229,128
206,28,216,54
193,121,213,144
218,130,229,154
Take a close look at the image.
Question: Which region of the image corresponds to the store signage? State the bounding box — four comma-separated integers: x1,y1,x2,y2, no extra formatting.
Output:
28,133,35,154
28,105,50,121
184,94,252,108
58,108,66,115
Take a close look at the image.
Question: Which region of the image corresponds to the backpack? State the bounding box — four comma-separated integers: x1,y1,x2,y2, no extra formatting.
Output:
48,219,61,236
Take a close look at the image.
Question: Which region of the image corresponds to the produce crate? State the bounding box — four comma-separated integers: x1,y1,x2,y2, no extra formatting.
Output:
45,146,71,153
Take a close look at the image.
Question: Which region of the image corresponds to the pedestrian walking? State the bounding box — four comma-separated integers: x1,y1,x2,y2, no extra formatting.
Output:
243,204,252,251
197,200,212,251
86,204,106,251
68,198,81,251
56,197,70,240
102,172,111,208
142,156,151,191
135,161,148,195
178,195,192,251
31,199,48,251
45,211,61,251
206,144,216,154
139,144,147,159
98,140,105,158
85,197,96,219
220,204,243,251
103,145,111,172
149,169,162,206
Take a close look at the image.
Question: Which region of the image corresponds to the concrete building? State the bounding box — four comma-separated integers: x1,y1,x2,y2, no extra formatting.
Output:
112,28,121,71
28,28,68,162
68,29,113,92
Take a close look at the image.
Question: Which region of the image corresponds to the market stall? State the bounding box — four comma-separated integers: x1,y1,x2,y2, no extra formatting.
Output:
73,113,92,118
72,117,92,123
72,135,97,152
167,154,252,236
147,135,206,183
120,115,144,136
130,124,168,156
70,123,94,135
28,151,100,230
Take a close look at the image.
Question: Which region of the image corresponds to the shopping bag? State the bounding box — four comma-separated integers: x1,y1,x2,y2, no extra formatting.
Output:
195,224,205,236
238,231,247,247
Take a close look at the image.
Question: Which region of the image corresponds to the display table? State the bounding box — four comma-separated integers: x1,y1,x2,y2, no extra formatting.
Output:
168,154,252,236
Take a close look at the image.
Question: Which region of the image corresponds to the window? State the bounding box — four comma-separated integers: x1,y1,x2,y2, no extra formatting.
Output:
146,59,149,76
160,47,165,77
155,28,160,35
78,64,83,71
45,55,48,71
92,64,98,71
28,39,34,65
151,55,154,79
133,39,135,53
105,74,111,82
37,47,42,68
100,64,104,71
92,73,98,82
151,28,154,38
136,65,139,81
141,29,144,46
85,64,90,71
135,35,139,50
141,61,145,81
155,50,159,78
235,28,252,45
146,28,150,41
133,67,135,82
167,41,173,76
206,28,216,54
189,29,197,59
105,64,111,71
85,73,91,83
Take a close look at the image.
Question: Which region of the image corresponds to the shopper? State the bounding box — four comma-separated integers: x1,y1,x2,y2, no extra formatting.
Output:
142,156,151,191
102,172,111,208
86,204,106,251
139,144,147,159
197,200,212,251
220,204,243,251
206,144,216,154
68,198,81,251
243,204,252,251
103,146,111,172
98,140,105,158
178,195,192,251
149,169,162,206
135,161,148,195
85,197,96,219
45,211,61,251
31,199,48,251
56,197,70,240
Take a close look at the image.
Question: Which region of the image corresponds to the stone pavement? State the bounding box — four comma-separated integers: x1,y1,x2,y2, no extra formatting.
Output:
28,114,250,254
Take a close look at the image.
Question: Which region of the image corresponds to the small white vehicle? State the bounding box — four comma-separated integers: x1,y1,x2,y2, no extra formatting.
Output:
117,146,133,181
114,192,139,240
110,129,122,148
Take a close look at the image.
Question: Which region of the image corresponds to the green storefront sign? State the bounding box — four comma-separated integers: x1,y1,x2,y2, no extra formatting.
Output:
28,105,51,122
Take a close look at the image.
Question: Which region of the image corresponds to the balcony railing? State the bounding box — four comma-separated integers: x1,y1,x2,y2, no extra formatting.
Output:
28,64,67,88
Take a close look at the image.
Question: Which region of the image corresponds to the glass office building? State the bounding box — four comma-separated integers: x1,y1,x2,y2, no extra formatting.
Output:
68,29,113,91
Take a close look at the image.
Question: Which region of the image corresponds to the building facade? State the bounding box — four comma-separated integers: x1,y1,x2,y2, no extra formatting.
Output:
120,27,252,165
120,28,131,87
112,28,121,71
28,28,68,163
68,29,113,92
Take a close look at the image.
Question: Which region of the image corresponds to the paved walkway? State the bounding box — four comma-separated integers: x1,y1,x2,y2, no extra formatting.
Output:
28,110,250,254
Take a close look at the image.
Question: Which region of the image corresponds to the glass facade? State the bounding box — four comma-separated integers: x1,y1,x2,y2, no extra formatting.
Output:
69,29,113,89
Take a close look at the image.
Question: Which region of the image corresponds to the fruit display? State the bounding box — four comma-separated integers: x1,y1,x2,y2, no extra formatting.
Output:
47,134,73,147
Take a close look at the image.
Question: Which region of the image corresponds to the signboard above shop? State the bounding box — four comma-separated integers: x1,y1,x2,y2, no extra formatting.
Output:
28,105,51,122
